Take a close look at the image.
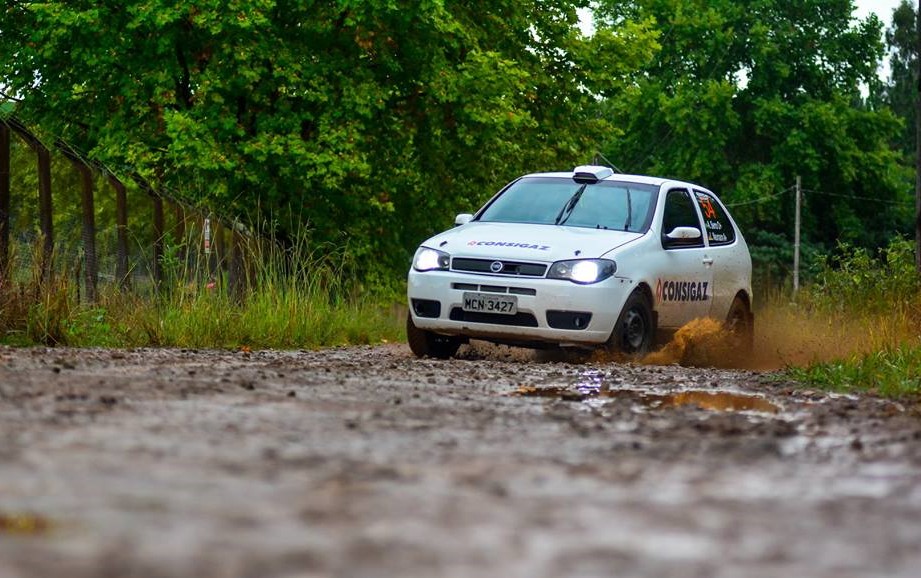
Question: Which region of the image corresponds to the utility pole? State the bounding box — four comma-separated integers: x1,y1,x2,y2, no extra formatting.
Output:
916,0,921,272
794,175,802,297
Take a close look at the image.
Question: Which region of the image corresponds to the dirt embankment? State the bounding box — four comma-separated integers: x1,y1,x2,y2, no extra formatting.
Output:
1,344,920,578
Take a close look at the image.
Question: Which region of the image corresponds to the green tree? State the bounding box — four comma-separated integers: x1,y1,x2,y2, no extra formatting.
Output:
598,0,909,257
882,0,917,157
0,1,659,278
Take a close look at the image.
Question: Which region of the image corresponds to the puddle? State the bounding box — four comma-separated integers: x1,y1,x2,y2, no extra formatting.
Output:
0,512,54,536
513,385,779,414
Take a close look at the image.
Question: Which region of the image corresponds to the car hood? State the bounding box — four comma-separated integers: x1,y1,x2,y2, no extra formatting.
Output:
422,222,644,261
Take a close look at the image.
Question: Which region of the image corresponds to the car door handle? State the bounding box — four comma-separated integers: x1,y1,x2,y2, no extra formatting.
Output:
702,257,714,266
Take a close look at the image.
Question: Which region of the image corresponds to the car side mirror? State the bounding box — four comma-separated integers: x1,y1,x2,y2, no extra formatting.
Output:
454,213,473,226
665,226,702,240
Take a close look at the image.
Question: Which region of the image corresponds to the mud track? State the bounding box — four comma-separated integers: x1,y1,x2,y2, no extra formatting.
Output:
1,344,920,578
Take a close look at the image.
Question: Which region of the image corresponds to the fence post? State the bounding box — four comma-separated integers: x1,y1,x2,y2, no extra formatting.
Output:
793,175,801,297
0,123,10,280
109,175,130,290
173,202,186,277
36,145,53,280
77,164,97,302
58,143,98,303
215,219,226,279
228,222,247,301
152,195,164,289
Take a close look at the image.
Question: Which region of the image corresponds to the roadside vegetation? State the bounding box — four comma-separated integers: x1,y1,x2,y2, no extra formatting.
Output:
764,238,921,398
3,234,921,400
2,2,921,399
0,238,404,350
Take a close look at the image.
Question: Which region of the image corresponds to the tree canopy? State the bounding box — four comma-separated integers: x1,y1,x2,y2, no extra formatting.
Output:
0,0,914,282
600,0,910,254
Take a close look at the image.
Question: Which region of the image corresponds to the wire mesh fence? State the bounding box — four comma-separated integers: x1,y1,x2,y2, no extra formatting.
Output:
0,117,243,303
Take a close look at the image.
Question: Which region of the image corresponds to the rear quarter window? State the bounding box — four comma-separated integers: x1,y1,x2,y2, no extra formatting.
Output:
694,190,735,246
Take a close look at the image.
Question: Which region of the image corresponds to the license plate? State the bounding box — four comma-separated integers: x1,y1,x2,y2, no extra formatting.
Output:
462,292,518,315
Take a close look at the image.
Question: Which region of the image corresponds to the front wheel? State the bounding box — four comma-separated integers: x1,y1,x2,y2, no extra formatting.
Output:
406,314,462,359
605,291,655,355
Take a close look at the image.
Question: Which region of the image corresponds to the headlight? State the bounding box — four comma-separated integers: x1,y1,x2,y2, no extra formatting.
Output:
413,247,450,271
547,259,616,284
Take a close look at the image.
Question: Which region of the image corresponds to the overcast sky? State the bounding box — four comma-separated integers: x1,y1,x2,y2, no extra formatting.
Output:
855,0,903,25
855,0,906,80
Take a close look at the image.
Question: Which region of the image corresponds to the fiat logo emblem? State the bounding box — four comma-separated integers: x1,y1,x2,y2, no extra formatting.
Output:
490,261,504,273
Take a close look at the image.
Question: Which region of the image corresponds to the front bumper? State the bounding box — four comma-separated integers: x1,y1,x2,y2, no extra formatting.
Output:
407,269,638,347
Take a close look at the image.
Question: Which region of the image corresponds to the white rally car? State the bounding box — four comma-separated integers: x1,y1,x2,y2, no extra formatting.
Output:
406,166,753,358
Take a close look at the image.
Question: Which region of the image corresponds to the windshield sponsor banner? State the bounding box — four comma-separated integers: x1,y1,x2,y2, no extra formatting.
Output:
656,279,710,303
467,240,550,250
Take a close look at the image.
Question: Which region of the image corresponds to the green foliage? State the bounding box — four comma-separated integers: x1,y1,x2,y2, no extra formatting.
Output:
599,0,910,255
1,0,916,296
788,345,921,398
879,0,917,157
803,237,919,315
0,235,404,349
0,0,659,279
783,237,921,399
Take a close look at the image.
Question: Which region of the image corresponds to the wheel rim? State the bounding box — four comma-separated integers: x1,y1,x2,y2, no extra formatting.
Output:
622,307,647,351
727,304,749,334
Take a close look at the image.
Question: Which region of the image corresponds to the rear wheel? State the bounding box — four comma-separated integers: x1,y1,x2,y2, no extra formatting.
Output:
725,295,754,353
606,291,655,355
406,314,462,359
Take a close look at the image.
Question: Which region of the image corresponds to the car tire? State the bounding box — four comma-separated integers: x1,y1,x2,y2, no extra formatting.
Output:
724,295,754,353
606,290,655,355
406,314,461,359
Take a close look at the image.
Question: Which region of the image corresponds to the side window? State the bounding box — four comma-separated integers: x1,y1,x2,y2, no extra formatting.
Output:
662,189,703,248
694,190,736,246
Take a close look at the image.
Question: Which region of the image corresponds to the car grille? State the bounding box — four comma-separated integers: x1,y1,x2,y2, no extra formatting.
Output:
451,283,537,296
449,308,539,327
451,258,547,277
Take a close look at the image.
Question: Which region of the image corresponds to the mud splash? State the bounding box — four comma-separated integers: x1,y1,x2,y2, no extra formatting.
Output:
584,318,753,369
514,385,780,414
642,317,750,368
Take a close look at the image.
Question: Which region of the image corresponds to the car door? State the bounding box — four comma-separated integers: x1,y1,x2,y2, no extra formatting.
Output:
693,189,743,321
653,188,713,328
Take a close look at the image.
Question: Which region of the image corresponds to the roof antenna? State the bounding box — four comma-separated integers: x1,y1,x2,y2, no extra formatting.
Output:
592,151,623,174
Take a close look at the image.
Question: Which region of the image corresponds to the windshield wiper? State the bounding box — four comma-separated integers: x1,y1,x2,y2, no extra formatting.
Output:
554,184,587,226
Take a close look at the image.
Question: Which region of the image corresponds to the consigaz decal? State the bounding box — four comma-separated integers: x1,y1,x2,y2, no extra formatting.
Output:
467,240,550,250
656,279,710,303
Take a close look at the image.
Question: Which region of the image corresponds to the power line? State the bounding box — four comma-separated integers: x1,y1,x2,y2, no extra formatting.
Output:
803,188,915,207
626,23,736,172
724,185,793,207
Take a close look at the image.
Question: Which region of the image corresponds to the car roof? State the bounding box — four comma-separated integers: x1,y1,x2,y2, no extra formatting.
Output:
522,171,701,190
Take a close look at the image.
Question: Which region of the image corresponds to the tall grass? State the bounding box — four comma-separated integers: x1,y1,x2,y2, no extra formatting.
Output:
0,234,405,349
769,238,921,398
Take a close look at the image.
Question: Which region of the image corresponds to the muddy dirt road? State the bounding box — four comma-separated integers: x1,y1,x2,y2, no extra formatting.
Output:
1,344,920,578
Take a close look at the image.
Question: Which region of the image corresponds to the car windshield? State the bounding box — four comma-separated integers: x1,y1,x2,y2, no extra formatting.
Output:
477,177,658,233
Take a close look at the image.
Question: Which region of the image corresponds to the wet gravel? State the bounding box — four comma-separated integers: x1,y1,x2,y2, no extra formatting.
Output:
1,343,920,578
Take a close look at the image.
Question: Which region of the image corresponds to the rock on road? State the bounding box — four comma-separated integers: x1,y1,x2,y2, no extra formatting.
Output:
1,344,920,578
